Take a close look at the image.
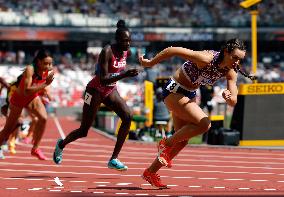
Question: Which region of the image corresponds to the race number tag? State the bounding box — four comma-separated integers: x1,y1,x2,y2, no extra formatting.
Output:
84,92,92,105
165,80,179,93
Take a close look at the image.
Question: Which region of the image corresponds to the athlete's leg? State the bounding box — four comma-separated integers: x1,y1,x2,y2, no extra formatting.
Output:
148,114,188,173
0,104,23,145
103,89,132,160
27,97,48,150
59,87,103,149
163,94,211,147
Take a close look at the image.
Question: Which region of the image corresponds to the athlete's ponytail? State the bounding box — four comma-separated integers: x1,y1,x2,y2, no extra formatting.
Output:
234,65,258,81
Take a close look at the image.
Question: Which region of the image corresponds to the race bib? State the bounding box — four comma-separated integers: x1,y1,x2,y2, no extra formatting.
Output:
165,80,179,93
84,92,92,105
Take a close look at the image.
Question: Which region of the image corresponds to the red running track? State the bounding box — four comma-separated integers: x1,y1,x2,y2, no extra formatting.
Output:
0,116,284,197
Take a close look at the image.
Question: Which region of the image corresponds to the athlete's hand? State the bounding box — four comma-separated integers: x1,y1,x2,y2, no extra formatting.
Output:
46,71,55,85
222,89,231,101
125,68,139,77
139,55,152,68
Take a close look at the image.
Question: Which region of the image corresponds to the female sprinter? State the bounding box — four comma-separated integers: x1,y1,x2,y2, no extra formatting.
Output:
139,38,256,188
0,49,54,160
53,20,139,171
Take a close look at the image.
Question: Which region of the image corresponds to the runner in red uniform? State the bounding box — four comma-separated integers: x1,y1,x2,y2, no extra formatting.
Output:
0,49,54,160
53,20,139,170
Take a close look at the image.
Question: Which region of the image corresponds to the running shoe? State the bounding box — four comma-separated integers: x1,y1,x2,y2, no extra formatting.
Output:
9,146,16,154
31,148,47,160
53,139,64,164
157,138,172,167
142,168,167,189
107,158,128,171
0,148,5,159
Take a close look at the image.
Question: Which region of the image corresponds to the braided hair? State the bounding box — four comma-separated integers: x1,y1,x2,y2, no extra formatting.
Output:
217,38,257,81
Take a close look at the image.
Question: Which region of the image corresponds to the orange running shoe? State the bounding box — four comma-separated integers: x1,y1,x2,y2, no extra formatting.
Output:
157,138,172,167
31,148,47,160
142,169,167,189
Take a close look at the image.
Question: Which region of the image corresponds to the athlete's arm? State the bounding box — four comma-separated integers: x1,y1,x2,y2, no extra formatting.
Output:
223,69,238,107
23,65,49,96
0,77,10,90
99,46,138,85
139,47,212,68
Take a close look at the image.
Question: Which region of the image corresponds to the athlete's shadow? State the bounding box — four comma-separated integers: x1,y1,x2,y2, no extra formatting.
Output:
90,186,169,191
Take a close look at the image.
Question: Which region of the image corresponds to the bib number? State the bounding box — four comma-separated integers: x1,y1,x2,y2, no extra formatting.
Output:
166,80,179,93
84,92,92,105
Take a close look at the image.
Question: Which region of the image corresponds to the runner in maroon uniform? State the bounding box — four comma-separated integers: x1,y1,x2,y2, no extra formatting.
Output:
53,20,139,170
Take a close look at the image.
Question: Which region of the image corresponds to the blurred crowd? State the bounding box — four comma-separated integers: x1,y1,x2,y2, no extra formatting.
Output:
0,0,284,27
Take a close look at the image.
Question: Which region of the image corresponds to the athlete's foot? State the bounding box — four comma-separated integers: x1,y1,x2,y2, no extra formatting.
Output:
157,138,172,167
0,149,5,159
9,146,16,154
31,148,47,160
53,139,64,164
142,168,167,189
108,158,128,171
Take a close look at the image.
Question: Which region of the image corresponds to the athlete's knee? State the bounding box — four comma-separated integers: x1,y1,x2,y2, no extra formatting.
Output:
77,127,89,138
37,114,48,123
120,111,132,124
197,117,211,134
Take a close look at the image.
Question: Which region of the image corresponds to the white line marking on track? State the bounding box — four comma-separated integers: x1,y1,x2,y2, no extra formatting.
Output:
167,185,178,187
93,191,104,193
70,191,82,192
116,183,132,185
116,193,129,195
97,185,107,187
49,189,61,192
28,188,43,191
198,178,218,180
54,186,64,189
213,186,225,189
173,177,193,179
189,186,201,188
250,180,268,182
238,188,250,190
135,194,149,196
53,116,66,139
6,188,18,190
3,177,23,180
24,178,43,181
69,180,87,183
224,178,244,181
264,188,276,191
156,195,170,196
94,181,110,184
141,184,151,186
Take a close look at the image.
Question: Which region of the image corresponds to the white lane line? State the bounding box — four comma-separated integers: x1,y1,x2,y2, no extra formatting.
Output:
135,194,149,196
251,172,274,175
189,186,201,188
28,188,43,191
238,188,250,190
264,188,277,191
24,178,43,181
54,186,64,189
53,116,66,139
49,190,61,192
213,186,225,189
277,181,284,182
167,185,178,187
97,185,107,187
69,180,87,183
5,188,18,190
93,191,104,194
3,177,23,180
141,184,151,186
94,182,110,184
70,191,82,193
198,178,218,180
116,183,132,185
116,193,129,195
173,177,193,179
224,178,244,181
250,180,268,182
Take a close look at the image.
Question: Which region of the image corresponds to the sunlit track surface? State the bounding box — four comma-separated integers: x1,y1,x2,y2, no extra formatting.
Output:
0,116,284,196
